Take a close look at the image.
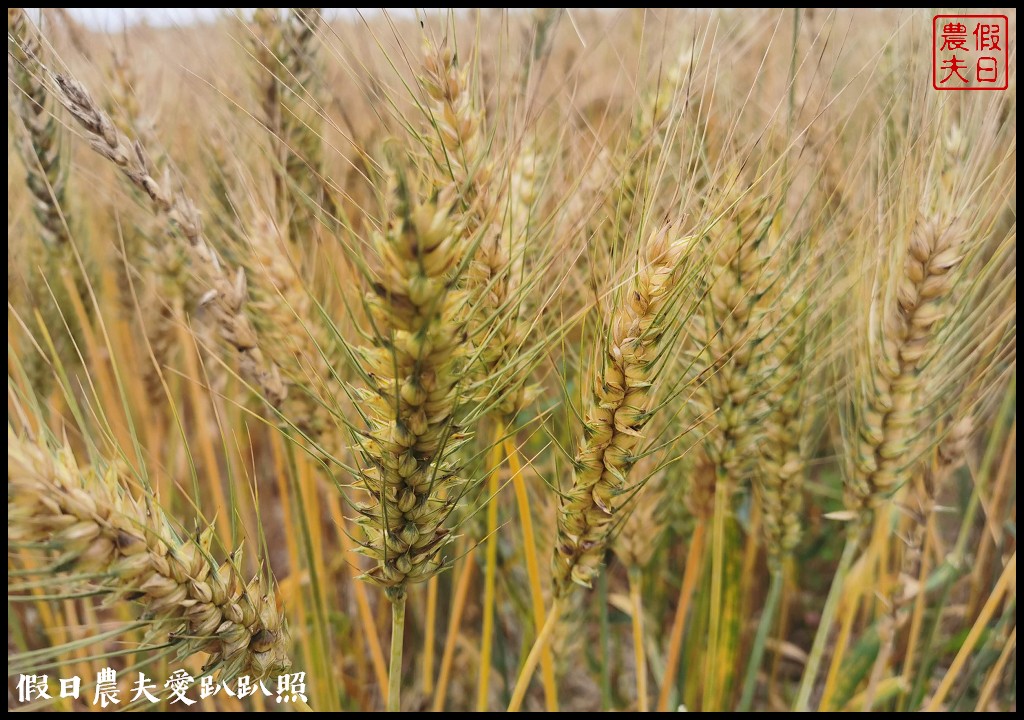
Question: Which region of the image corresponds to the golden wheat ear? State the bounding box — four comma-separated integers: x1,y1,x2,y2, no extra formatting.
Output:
553,224,691,597
48,70,287,407
7,428,290,682
350,163,474,596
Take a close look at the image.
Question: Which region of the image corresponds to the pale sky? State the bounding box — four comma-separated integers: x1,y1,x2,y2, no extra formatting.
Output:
61,8,395,30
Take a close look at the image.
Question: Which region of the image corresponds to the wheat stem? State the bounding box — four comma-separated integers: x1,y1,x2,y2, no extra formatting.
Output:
505,436,559,711
598,568,613,710
657,520,706,711
793,525,863,711
703,475,730,709
431,550,476,711
387,591,407,712
422,575,439,697
476,431,504,710
738,568,783,711
507,597,562,712
628,566,649,711
975,627,1016,711
924,553,1015,711
818,575,862,711
327,493,389,703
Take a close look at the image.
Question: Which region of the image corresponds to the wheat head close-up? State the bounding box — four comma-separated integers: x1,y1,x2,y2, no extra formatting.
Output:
7,7,1016,713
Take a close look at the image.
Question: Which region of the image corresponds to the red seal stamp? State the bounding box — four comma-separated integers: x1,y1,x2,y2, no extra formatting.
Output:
933,15,1009,90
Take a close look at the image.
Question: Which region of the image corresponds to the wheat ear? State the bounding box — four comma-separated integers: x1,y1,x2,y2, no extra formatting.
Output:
8,429,290,681
848,217,967,510
102,45,191,403
421,39,487,193
553,225,689,596
9,8,88,393
754,291,809,564
352,168,471,595
244,211,335,442
9,9,69,248
253,8,324,245
50,72,286,406
691,187,776,487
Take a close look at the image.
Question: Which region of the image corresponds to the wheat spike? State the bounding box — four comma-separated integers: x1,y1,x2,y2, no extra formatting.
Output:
467,145,541,417
9,9,69,249
421,41,542,419
352,167,473,597
279,8,323,244
9,8,89,393
50,72,287,406
252,8,324,245
244,211,335,441
553,225,689,595
848,216,967,509
421,39,487,193
753,291,809,562
691,186,775,487
8,429,290,681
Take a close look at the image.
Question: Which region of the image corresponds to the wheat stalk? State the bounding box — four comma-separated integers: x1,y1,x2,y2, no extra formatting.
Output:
8,428,290,681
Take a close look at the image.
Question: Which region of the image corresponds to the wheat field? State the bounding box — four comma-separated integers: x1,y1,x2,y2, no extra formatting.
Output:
7,8,1017,713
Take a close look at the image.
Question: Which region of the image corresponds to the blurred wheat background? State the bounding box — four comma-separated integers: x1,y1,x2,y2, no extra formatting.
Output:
7,8,1017,712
